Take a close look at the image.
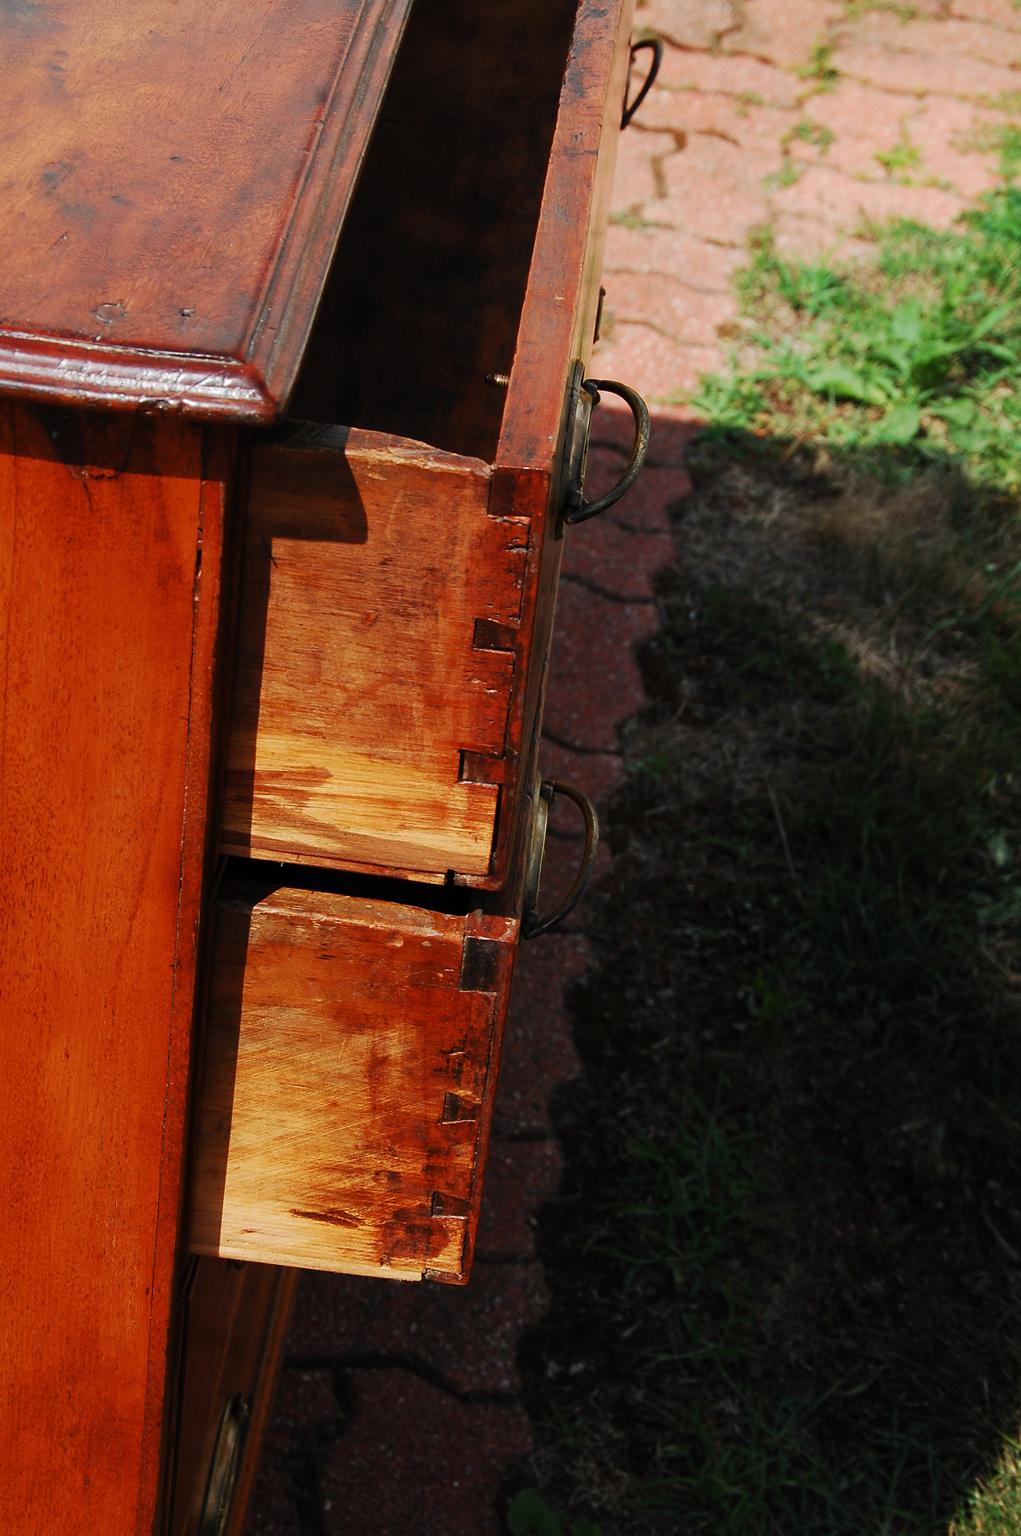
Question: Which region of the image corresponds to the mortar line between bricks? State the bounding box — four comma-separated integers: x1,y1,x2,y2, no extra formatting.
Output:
770,158,969,194
490,1124,557,1143
542,726,624,757
659,42,803,70
579,439,695,476
285,1351,521,1408
605,511,682,532
651,19,743,52
473,1253,543,1267
649,274,744,299
839,32,1021,62
661,87,804,109
559,571,657,605
832,70,1021,105
610,318,732,351
604,265,740,297
604,264,736,292
692,127,742,146
943,19,1021,38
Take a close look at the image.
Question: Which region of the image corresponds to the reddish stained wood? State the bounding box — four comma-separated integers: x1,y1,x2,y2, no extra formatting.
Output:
0,404,224,1534
188,885,517,1282
0,0,412,419
165,1260,296,1535
470,0,635,880
497,0,635,473
221,427,529,882
292,0,579,462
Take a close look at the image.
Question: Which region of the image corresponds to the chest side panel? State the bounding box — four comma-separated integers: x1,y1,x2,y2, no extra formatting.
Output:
0,404,221,1534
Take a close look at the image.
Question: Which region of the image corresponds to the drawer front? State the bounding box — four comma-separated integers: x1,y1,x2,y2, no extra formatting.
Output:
187,883,518,1282
220,428,528,884
165,1259,296,1536
497,0,635,473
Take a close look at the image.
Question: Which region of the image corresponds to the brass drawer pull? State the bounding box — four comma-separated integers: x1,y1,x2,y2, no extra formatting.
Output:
622,38,663,129
198,1394,250,1536
523,780,600,939
563,375,651,527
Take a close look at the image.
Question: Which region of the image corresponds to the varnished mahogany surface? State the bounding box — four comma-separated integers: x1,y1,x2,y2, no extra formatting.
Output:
498,0,634,471
0,405,226,1533
0,0,411,419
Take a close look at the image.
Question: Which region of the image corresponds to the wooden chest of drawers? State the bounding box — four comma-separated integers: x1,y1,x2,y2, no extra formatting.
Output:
0,0,649,1529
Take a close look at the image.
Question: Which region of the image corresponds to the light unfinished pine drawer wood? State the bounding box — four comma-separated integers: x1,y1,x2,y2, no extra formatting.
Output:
187,882,517,1283
220,428,528,885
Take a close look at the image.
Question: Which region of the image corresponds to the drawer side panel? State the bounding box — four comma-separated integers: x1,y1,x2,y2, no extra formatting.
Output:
188,888,518,1280
221,430,529,880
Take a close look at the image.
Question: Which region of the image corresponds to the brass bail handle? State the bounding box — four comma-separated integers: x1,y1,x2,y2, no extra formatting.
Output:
198,1394,250,1536
523,780,600,940
622,38,663,129
563,378,651,527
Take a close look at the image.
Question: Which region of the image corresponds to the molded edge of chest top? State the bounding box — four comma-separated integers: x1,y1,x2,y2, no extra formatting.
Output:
0,0,413,420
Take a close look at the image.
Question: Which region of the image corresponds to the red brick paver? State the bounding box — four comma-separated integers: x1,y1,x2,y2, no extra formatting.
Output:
246,3,1021,1530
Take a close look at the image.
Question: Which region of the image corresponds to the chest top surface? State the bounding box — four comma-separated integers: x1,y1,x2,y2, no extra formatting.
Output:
0,0,412,420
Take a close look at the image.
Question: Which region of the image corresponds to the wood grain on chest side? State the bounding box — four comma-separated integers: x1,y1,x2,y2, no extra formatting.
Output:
0,404,227,1534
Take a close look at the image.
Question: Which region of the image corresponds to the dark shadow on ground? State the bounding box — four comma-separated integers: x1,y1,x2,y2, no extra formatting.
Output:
515,415,1021,1535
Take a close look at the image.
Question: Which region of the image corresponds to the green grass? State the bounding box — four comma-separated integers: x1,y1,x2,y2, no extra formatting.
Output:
691,186,1021,493
844,0,917,17
959,122,1021,182
983,90,1021,115
875,128,922,178
608,206,656,231
764,158,803,190
787,118,835,154
796,43,839,90
513,170,1021,1536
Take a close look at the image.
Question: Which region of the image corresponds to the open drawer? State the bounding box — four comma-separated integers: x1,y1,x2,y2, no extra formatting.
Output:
219,0,642,888
187,876,518,1283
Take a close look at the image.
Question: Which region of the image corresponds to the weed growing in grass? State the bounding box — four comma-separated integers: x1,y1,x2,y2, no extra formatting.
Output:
845,0,917,16
956,121,1021,182
770,120,836,189
507,1490,602,1536
764,158,803,190
608,206,656,231
980,90,1021,115
796,43,839,91
875,128,923,179
788,118,835,154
